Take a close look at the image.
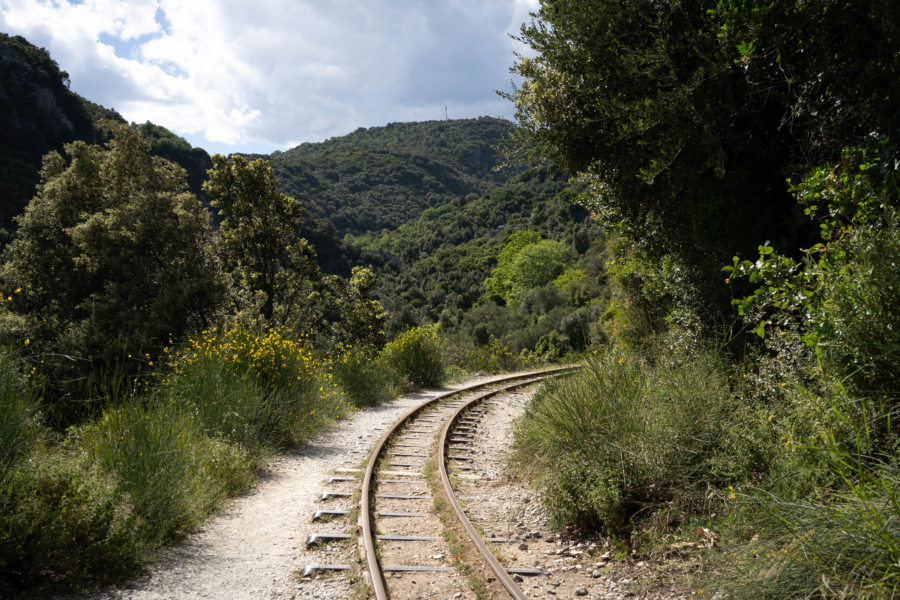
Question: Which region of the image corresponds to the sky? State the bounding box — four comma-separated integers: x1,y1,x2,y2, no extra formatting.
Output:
0,0,539,155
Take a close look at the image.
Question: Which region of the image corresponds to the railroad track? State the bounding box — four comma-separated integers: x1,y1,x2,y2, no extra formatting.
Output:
302,366,578,599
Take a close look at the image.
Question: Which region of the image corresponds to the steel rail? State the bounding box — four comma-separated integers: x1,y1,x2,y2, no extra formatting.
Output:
437,377,553,600
359,366,577,599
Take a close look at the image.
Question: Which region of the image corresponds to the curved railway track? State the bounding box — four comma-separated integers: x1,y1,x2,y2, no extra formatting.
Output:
303,366,578,599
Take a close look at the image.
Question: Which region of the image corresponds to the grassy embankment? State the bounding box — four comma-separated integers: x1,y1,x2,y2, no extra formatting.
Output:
0,323,467,596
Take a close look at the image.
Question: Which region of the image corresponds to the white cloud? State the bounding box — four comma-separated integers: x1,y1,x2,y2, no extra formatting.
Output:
0,0,533,154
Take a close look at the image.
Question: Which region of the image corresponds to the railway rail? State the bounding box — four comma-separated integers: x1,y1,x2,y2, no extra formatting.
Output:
302,366,579,599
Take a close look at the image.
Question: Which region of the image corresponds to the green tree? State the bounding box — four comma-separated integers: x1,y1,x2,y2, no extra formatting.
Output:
510,240,572,293
1,121,225,420
485,231,571,303
203,154,318,322
292,266,387,349
507,0,900,329
204,155,386,348
485,230,542,301
342,266,387,347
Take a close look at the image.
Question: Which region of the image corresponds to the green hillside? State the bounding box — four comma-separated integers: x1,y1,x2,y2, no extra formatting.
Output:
263,117,517,235
358,167,587,318
0,32,607,360
351,167,609,359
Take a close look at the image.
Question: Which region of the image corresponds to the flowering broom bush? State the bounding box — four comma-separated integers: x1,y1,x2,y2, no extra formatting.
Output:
332,344,393,407
165,322,350,450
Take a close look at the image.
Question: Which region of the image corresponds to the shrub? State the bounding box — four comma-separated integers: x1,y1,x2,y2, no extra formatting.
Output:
82,400,219,543
0,350,40,485
541,455,626,532
163,354,271,455
726,140,900,408
332,345,393,407
0,448,144,594
705,426,900,600
381,325,444,389
198,435,256,499
514,350,648,532
453,336,526,374
818,217,900,404
167,322,351,448
514,346,765,535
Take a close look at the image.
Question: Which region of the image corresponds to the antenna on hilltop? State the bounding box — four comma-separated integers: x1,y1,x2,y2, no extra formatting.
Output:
445,105,448,121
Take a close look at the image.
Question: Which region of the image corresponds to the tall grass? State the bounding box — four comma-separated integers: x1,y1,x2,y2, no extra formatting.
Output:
163,356,271,455
0,351,150,595
453,336,527,374
1,321,354,595
0,349,40,485
702,381,900,599
514,346,766,535
82,400,225,543
706,441,900,599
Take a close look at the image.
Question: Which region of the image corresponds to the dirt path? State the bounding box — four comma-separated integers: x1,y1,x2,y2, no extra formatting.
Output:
72,375,512,600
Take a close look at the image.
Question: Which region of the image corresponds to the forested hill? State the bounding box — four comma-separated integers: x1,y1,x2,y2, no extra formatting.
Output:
0,33,527,280
358,167,596,330
0,33,116,230
261,117,518,235
0,34,212,231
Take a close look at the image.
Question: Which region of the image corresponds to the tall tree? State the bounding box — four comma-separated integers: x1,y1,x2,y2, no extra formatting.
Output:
203,155,318,322
1,121,225,421
508,0,900,326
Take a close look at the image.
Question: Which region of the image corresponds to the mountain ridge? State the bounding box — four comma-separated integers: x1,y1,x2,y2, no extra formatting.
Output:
260,116,518,236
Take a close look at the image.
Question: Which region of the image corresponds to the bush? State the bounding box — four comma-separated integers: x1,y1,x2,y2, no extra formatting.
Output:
0,448,144,595
332,346,393,407
818,217,900,404
163,354,271,455
168,323,351,448
514,345,766,535
198,435,256,499
704,141,900,596
82,400,220,543
726,141,900,409
445,336,526,374
381,325,444,389
705,427,900,600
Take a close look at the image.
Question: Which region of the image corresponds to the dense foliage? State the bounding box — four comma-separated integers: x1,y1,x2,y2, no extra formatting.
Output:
265,117,516,236
508,0,900,330
0,121,225,424
0,35,217,236
0,34,113,231
204,154,317,322
509,1,900,597
357,167,606,356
